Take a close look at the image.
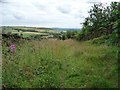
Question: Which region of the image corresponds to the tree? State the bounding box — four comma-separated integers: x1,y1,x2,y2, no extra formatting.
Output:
78,1,120,42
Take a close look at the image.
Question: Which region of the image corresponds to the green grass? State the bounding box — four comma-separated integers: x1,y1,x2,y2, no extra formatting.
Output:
2,39,118,88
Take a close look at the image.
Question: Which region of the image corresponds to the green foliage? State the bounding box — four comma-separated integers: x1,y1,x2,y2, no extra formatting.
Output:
76,1,120,45
66,31,77,39
30,35,41,40
92,36,107,45
91,33,119,46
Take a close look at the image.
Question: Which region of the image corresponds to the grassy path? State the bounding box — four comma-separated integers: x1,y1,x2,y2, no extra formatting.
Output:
2,39,118,88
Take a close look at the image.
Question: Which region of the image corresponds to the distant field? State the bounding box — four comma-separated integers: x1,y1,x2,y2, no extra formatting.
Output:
1,26,63,38
2,39,118,88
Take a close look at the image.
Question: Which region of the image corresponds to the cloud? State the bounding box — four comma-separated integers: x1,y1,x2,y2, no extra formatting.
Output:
1,0,119,28
33,3,47,11
74,14,85,19
0,0,8,4
13,14,23,20
86,0,100,4
57,5,71,14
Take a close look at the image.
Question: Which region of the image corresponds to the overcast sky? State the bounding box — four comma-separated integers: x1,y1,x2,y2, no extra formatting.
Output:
0,0,119,28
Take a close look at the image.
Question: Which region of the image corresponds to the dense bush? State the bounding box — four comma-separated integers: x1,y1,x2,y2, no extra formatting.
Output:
76,1,120,45
66,31,77,39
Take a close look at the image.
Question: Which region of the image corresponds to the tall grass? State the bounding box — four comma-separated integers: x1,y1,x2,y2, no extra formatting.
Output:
2,39,118,88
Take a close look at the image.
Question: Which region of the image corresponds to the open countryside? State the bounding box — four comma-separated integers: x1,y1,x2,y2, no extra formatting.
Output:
1,1,119,88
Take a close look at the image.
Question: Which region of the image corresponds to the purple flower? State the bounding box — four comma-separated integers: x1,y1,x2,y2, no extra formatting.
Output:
10,44,16,53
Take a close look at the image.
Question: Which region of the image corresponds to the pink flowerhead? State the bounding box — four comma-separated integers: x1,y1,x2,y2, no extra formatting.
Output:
10,44,16,53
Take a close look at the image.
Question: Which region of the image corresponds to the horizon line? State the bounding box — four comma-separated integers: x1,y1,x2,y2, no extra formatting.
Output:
0,25,81,29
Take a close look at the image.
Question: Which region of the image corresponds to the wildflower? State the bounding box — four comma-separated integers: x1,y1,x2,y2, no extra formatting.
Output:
10,44,16,53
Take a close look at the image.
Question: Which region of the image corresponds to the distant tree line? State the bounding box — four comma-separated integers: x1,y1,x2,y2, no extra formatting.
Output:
14,29,38,32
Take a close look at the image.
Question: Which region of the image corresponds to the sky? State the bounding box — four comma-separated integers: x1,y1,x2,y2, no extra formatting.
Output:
0,0,119,28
